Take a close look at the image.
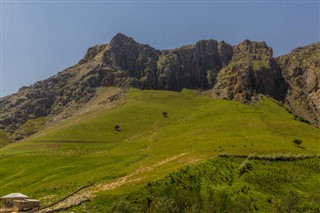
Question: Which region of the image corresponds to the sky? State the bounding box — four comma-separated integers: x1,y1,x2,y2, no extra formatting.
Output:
1,1,319,97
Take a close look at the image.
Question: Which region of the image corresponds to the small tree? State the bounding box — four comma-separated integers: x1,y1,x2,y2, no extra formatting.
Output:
293,139,302,147
162,112,168,118
114,125,121,132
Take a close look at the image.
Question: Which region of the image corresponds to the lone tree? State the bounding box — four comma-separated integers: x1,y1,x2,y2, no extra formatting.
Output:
114,125,121,132
293,139,302,147
162,112,168,118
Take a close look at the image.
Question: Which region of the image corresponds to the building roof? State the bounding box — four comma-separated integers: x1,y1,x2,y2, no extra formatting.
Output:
13,199,39,202
0,193,29,199
25,199,39,202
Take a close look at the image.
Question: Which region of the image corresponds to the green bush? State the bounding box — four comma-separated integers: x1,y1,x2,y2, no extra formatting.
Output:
293,139,302,147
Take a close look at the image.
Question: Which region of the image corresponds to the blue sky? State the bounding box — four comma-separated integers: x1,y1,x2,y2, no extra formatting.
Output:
1,1,319,97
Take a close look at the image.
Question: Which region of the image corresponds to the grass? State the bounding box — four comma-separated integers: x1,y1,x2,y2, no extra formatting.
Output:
0,88,319,209
14,117,46,136
0,130,10,148
95,157,320,213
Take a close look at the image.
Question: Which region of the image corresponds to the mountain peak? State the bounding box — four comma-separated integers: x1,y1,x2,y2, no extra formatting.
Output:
110,33,136,46
234,39,273,57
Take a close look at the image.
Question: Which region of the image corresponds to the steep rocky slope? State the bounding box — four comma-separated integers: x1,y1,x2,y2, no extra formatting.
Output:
212,40,287,102
0,33,319,140
277,43,320,126
156,39,232,90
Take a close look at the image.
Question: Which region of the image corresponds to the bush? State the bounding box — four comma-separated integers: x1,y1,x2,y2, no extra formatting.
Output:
239,159,252,177
114,125,121,132
162,112,168,117
293,139,302,147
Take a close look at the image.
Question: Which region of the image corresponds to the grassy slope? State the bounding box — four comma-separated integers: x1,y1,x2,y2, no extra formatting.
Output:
0,88,319,208
0,130,10,148
13,117,46,138
98,157,320,213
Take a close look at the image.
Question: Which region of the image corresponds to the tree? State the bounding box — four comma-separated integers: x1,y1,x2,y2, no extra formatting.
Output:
114,125,121,132
293,139,302,147
162,112,168,118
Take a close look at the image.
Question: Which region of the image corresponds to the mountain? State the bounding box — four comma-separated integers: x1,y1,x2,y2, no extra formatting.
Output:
0,33,319,141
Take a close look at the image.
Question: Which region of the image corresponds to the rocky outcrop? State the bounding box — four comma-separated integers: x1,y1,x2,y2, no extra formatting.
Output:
157,40,232,91
0,33,319,140
277,43,320,126
101,33,233,91
212,40,287,102
0,67,96,139
104,33,160,78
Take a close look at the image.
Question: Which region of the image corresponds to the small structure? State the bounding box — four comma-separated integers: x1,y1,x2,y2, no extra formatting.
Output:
13,199,40,211
1,193,28,207
0,193,40,212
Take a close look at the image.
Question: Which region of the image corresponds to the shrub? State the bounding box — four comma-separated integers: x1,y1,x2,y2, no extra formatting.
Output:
293,139,302,147
162,112,168,117
239,159,252,177
114,125,121,132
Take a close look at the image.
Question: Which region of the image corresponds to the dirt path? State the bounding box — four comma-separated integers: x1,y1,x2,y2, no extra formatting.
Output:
155,153,188,166
37,168,146,212
37,153,188,213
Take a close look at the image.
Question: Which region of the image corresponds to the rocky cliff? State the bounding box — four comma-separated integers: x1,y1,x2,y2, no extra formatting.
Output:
277,43,320,126
0,33,319,140
212,40,287,102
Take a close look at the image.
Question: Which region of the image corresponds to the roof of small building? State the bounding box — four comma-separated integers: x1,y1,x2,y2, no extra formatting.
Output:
0,193,29,199
25,199,39,202
13,199,39,203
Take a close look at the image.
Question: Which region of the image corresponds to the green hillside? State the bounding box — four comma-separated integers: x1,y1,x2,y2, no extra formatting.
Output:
0,130,10,148
91,157,320,213
0,88,319,211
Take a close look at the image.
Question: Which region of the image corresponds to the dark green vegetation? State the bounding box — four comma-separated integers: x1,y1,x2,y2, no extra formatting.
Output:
96,157,320,213
293,139,303,147
0,88,319,211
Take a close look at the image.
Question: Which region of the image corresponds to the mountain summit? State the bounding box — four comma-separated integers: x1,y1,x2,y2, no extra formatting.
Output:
1,34,319,140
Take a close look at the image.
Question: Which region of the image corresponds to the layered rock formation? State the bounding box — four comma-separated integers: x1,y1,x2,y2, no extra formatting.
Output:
212,40,287,102
156,39,232,90
0,33,319,140
277,43,320,125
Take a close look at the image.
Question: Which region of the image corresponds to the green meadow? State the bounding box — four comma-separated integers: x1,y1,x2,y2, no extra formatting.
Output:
0,88,319,211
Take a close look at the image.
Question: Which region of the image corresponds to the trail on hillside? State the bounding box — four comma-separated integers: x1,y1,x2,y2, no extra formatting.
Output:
37,168,146,213
37,153,188,213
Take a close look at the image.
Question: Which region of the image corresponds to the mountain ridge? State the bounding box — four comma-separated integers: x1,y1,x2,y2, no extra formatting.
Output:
1,33,319,140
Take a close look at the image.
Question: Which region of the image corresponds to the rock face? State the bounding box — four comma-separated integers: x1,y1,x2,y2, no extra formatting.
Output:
157,40,232,91
0,68,96,139
212,40,287,102
277,43,320,126
0,33,319,140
